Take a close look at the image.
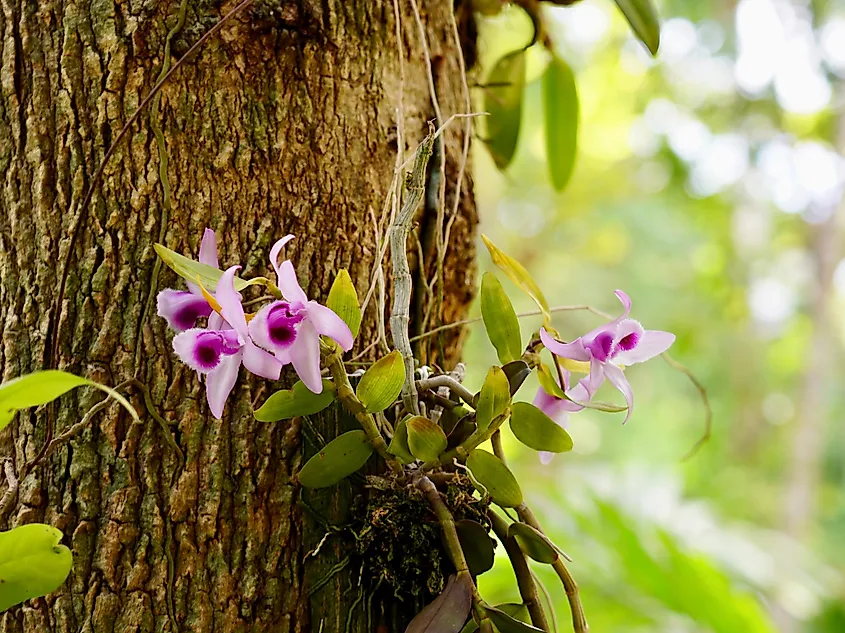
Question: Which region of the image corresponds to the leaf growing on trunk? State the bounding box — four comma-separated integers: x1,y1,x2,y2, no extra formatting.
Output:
154,243,260,292
481,272,523,364
476,366,511,431
614,0,661,56
466,449,523,508
326,269,362,338
542,55,579,192
486,605,546,633
254,380,336,422
356,350,405,412
508,522,559,564
508,402,573,453
455,520,496,576
406,416,448,462
297,430,374,488
484,50,526,169
501,360,531,397
0,371,138,432
388,416,416,464
405,573,473,633
461,603,530,633
481,235,551,326
0,524,72,612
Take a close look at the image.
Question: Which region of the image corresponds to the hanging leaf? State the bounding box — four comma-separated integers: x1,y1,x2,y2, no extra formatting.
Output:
486,605,545,633
441,404,473,437
508,402,573,453
405,573,473,633
543,55,579,193
501,360,531,397
614,0,660,56
447,414,477,450
455,520,496,576
0,524,72,612
388,416,416,464
476,367,511,431
484,50,526,170
466,449,523,508
0,371,138,432
153,243,260,292
461,603,529,633
481,235,551,326
480,273,523,364
406,416,448,462
254,380,336,422
298,430,374,488
326,269,362,338
508,522,558,564
356,351,405,413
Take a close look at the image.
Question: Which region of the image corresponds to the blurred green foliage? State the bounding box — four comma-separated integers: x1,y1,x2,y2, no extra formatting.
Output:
466,0,845,630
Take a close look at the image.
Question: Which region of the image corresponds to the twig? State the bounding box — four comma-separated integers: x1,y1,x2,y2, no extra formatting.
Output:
390,133,435,415
416,375,475,407
0,459,19,520
488,509,550,631
662,353,713,460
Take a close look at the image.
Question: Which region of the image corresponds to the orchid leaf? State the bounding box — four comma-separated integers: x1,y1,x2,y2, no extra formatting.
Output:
387,416,416,464
614,0,660,56
509,402,573,453
254,380,336,422
461,604,529,633
0,370,138,432
0,524,72,612
356,351,405,413
406,416,448,462
481,272,523,364
466,449,523,508
326,269,362,338
484,50,526,170
153,243,261,292
481,235,551,326
543,55,579,192
476,366,511,431
405,573,473,633
508,522,559,564
446,414,477,450
501,360,531,397
455,520,496,576
486,605,545,633
297,430,374,488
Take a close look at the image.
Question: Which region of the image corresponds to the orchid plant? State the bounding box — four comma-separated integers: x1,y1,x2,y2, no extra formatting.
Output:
152,224,679,633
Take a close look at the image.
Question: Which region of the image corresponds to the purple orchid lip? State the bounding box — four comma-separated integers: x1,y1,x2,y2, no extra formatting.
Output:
266,302,305,348
172,328,241,373
157,290,214,332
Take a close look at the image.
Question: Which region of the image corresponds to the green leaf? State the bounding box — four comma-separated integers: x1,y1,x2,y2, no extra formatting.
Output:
480,273,523,364
298,430,374,488
455,520,496,576
0,524,72,611
476,367,511,431
481,235,551,326
508,402,573,453
0,371,138,432
461,604,529,633
254,380,336,422
466,449,523,508
326,269,362,338
406,416,448,462
614,0,660,56
484,50,526,170
405,573,473,633
508,522,558,564
501,360,531,397
486,605,545,633
543,55,579,193
153,243,260,292
388,416,416,464
356,351,405,413
446,414,477,450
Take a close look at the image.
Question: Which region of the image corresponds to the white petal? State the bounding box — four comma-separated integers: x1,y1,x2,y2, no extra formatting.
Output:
308,302,354,351
613,330,675,365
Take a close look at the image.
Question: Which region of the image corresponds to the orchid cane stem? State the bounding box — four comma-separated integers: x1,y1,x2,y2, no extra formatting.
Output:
517,503,588,633
323,346,403,474
488,509,550,631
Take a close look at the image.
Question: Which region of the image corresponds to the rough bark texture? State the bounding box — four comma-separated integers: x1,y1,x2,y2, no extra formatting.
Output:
0,1,477,631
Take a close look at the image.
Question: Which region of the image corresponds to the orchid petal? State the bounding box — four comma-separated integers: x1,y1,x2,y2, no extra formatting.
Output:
217,266,248,342
199,228,219,268
172,328,240,373
613,329,676,366
248,301,303,355
539,451,556,465
614,290,632,319
307,301,354,351
539,328,591,362
242,340,283,380
157,289,212,331
288,320,323,393
611,319,645,357
602,363,633,423
277,260,308,304
206,350,243,419
269,234,296,280
208,312,225,331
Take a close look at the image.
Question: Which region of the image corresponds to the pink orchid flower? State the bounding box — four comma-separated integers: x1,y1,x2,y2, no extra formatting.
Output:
156,229,218,331
247,236,353,394
539,290,675,423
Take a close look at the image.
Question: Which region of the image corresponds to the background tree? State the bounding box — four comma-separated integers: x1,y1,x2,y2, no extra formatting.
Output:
0,1,477,630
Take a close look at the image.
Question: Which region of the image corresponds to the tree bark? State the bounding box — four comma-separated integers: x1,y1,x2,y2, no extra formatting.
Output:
0,1,476,631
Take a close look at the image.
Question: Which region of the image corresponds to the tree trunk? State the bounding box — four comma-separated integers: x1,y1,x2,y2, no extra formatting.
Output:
0,1,477,631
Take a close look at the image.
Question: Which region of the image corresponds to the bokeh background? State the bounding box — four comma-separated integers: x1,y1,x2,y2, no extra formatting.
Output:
465,0,845,630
